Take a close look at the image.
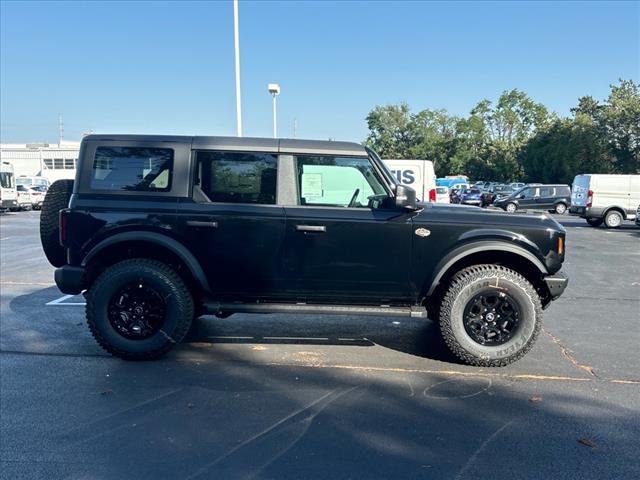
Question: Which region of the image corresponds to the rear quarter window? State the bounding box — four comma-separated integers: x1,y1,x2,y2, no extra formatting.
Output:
91,147,173,192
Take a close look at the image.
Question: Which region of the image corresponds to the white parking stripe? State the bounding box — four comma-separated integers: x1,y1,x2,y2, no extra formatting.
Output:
46,294,86,306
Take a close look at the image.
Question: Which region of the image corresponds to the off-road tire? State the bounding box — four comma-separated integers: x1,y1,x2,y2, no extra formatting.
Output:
554,203,567,214
586,218,603,227
439,265,542,367
604,210,623,229
86,259,194,360
40,179,74,267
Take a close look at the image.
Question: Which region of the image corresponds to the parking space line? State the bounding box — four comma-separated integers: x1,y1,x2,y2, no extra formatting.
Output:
46,294,86,306
261,362,640,385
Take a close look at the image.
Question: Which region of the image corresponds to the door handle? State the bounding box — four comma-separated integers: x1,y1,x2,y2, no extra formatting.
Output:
296,225,326,233
187,220,218,228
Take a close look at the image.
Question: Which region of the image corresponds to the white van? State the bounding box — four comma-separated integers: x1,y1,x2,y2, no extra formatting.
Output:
16,175,51,190
382,159,437,202
1,161,18,211
570,174,640,228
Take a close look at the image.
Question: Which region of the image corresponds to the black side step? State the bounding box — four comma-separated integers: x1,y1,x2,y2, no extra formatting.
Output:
203,302,428,319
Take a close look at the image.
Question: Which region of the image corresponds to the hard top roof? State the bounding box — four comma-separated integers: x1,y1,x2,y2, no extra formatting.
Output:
82,134,367,156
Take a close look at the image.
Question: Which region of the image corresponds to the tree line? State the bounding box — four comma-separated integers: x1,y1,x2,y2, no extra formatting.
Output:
364,79,639,184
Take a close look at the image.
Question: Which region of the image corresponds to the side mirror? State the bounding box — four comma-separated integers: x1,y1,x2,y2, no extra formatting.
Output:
394,184,417,210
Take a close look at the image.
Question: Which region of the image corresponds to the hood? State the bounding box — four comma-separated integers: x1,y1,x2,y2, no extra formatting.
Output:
413,202,566,233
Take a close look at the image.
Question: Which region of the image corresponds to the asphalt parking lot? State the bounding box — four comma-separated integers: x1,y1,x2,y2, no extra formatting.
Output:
1,210,639,480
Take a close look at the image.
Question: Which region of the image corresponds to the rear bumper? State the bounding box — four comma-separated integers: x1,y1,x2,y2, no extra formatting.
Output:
543,271,569,303
54,265,85,294
569,206,605,219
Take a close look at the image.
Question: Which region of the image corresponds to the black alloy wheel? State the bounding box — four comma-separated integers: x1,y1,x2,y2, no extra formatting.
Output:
108,281,167,340
463,291,521,346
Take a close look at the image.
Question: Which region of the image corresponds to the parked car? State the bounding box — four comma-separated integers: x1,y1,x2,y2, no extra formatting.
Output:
570,174,640,228
449,185,466,203
636,204,640,227
27,185,46,209
494,184,571,214
15,185,33,211
481,184,514,207
435,186,450,203
41,134,567,367
510,182,526,190
459,188,483,206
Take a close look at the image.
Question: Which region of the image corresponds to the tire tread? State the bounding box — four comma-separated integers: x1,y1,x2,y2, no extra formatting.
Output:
439,264,542,367
86,258,194,360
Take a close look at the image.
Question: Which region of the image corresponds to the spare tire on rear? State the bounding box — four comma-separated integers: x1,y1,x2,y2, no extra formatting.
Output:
40,179,74,267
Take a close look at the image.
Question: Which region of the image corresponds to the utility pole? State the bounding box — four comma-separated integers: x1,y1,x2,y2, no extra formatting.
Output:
233,0,242,137
293,118,297,138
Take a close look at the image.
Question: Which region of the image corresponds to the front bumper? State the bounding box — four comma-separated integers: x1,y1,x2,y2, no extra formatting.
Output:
54,265,85,294
1,199,17,209
462,200,482,205
543,271,569,303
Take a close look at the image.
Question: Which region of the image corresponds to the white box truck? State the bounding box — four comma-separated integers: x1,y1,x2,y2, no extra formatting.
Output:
570,174,640,228
382,159,437,202
1,161,17,212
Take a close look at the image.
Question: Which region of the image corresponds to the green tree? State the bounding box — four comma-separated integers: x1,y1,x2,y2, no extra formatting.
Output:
601,79,640,173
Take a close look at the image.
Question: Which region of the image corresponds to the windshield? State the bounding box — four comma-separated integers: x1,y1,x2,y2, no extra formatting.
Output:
509,187,525,198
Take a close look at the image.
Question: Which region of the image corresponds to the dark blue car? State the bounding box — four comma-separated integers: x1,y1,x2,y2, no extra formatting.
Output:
460,188,483,206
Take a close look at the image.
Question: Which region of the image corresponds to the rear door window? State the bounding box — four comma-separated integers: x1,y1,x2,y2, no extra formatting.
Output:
91,147,173,191
195,151,278,204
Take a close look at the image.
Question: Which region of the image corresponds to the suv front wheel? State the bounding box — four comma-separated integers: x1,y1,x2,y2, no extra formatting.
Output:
439,265,542,367
86,259,194,360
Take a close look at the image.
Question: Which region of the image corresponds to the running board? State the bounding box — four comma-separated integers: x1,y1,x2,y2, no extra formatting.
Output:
203,302,428,318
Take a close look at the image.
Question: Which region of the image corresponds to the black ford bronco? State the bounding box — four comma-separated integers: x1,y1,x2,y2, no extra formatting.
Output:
40,135,568,366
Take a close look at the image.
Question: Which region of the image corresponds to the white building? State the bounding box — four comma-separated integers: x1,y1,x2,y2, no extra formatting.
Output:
0,140,81,183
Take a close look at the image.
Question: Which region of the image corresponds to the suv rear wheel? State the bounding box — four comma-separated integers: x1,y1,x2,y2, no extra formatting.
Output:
86,259,194,360
439,265,542,367
554,203,567,214
604,210,624,229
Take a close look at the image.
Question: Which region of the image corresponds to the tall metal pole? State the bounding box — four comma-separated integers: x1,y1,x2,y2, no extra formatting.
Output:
272,94,277,138
233,0,242,137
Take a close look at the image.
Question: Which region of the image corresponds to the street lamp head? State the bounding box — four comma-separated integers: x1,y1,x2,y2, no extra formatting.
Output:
267,83,280,96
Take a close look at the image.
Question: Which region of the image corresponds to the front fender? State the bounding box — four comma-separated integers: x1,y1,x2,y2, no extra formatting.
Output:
424,239,548,297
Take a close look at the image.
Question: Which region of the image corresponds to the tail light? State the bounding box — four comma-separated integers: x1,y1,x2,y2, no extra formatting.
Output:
59,210,68,246
586,189,593,208
428,188,436,202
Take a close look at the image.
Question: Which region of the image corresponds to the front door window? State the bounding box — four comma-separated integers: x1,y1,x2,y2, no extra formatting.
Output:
295,155,389,209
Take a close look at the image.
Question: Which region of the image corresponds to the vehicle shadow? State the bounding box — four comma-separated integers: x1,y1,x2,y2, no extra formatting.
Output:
186,312,458,363
5,286,457,363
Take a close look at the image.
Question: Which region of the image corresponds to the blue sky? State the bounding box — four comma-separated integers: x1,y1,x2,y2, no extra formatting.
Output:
1,1,638,143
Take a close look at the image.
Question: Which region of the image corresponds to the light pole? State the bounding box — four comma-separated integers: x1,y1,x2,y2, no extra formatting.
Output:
268,83,280,138
233,0,242,137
